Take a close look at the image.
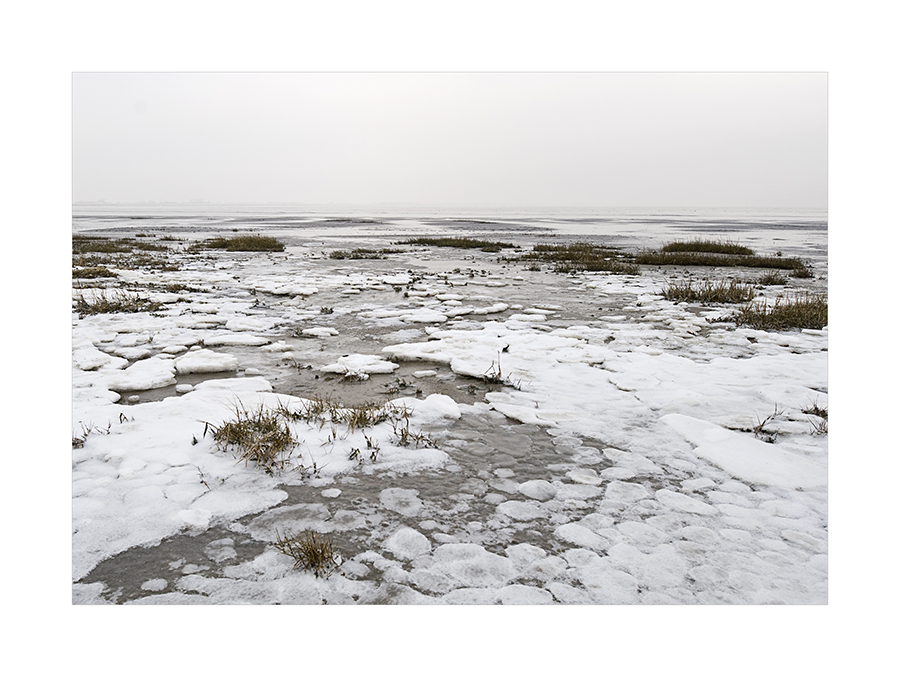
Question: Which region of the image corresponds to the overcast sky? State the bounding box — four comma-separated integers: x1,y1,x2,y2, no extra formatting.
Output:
72,72,826,209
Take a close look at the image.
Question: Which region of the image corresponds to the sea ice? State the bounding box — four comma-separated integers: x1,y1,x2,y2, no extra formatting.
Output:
383,527,431,560
379,488,424,517
174,349,239,374
662,413,827,489
104,356,176,392
321,354,399,375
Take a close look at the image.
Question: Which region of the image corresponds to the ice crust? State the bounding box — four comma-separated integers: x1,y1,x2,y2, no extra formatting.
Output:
72,213,828,604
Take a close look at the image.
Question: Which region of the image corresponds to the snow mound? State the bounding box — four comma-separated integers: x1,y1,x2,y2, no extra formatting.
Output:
321,354,399,375
661,413,827,489
301,327,339,337
384,527,431,560
105,356,176,391
174,349,239,374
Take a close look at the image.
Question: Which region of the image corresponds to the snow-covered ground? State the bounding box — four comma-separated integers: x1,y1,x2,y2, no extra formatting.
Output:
72,209,827,604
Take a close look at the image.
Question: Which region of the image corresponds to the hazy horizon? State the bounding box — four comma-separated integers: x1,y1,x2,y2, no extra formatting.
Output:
73,73,827,210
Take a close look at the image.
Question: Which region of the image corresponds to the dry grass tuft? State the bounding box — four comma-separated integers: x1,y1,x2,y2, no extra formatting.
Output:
515,242,640,274
74,290,163,316
207,404,297,474
661,239,754,256
73,266,118,279
193,235,284,252
663,279,755,304
401,237,515,252
274,529,340,577
757,272,788,286
733,293,827,330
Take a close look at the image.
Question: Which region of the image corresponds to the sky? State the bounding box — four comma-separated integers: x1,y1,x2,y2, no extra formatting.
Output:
72,72,826,209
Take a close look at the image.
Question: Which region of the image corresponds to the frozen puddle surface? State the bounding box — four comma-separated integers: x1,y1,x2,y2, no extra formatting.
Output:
72,213,827,604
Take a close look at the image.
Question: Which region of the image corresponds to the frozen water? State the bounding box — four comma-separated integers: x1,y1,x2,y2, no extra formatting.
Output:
72,208,828,605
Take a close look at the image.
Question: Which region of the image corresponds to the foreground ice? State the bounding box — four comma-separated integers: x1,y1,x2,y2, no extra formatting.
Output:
72,213,827,604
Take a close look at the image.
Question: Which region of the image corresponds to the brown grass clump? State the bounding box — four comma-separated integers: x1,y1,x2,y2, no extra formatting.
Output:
757,272,788,286
274,530,340,577
661,239,754,256
635,250,809,273
663,279,755,304
733,293,828,330
207,404,297,474
73,266,118,279
193,235,285,252
73,235,168,254
516,242,640,275
74,290,163,316
401,237,515,252
329,248,403,259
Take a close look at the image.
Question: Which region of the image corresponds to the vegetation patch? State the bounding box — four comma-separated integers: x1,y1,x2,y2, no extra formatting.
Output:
401,237,515,252
73,235,168,254
635,250,809,273
278,397,407,433
73,266,117,279
662,279,755,304
329,247,404,259
206,404,298,474
514,242,640,275
661,239,755,256
274,529,340,577
74,290,163,316
732,293,828,330
757,272,788,286
192,235,285,252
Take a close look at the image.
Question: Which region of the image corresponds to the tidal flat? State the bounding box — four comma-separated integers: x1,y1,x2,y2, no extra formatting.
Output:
72,210,828,604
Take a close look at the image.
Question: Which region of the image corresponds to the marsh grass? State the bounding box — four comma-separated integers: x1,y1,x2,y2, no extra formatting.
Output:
661,239,755,256
73,266,117,279
733,293,828,330
277,397,409,434
273,529,340,577
391,416,436,448
73,235,168,254
192,235,285,252
753,405,784,443
207,404,297,474
757,272,789,286
73,251,179,272
515,242,640,274
802,400,828,420
329,248,403,259
74,290,163,316
401,237,515,252
635,250,809,272
662,279,755,304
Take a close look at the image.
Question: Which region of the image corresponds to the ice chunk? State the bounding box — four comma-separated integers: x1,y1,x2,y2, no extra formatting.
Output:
431,543,515,588
555,523,609,551
140,578,168,592
203,333,270,346
384,527,431,560
382,274,412,285
496,500,545,521
192,376,273,392
105,356,176,391
379,488,423,517
498,585,554,604
567,468,603,485
301,327,339,337
655,489,718,515
321,354,399,375
174,349,239,374
604,481,649,502
518,480,557,501
662,413,827,489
